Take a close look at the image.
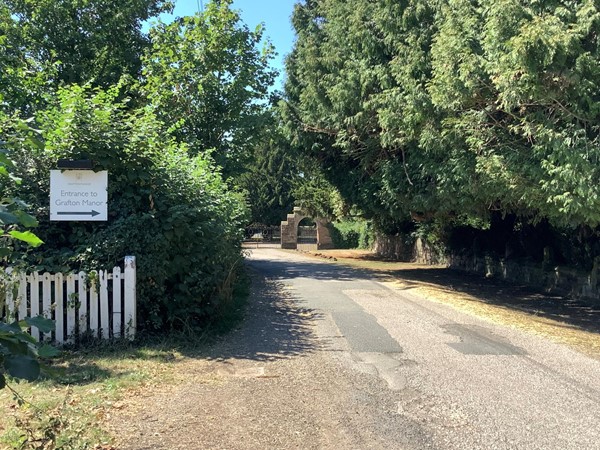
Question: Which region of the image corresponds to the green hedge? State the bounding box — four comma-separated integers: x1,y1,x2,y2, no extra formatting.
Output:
329,219,374,249
4,85,248,330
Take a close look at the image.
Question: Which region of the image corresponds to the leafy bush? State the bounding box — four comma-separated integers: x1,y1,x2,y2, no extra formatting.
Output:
0,123,58,390
0,317,58,389
329,219,374,249
6,84,249,330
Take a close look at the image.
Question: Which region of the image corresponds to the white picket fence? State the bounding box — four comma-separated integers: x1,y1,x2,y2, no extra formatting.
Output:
1,256,136,343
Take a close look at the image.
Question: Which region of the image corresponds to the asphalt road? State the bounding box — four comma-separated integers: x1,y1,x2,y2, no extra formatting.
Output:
245,248,600,450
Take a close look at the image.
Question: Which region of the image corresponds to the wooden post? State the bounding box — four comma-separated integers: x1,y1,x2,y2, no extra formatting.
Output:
5,268,14,320
42,273,52,340
100,270,109,339
54,273,64,343
18,274,28,322
112,266,122,338
89,272,99,338
124,256,136,339
78,271,87,335
28,273,39,340
66,274,76,342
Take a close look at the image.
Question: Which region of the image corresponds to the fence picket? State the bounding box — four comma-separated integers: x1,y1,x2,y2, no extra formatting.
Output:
2,257,136,343
112,266,122,338
42,273,52,340
54,273,64,343
29,273,39,340
18,274,28,322
5,269,14,319
78,271,87,335
100,270,109,339
124,256,136,339
89,273,99,338
66,275,76,342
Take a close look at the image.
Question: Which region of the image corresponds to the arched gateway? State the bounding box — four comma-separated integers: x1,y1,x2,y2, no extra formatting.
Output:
280,207,334,250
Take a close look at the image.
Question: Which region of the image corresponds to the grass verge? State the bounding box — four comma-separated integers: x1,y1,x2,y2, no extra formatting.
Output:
1,339,182,449
0,270,251,450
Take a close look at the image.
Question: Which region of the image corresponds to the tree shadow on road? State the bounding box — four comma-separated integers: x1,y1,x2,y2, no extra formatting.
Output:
203,274,326,362
251,251,600,338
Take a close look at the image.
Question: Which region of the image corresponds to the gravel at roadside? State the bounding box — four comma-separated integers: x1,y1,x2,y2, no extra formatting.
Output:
111,274,434,450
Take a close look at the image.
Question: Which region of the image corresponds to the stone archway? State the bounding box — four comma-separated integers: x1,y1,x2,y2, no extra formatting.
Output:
280,207,334,250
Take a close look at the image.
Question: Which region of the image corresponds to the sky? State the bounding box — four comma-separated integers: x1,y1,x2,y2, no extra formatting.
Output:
153,0,298,91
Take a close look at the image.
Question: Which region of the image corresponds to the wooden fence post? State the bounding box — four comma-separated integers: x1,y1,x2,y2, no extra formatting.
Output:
112,266,122,338
18,274,27,324
89,272,99,338
29,273,39,340
100,270,109,339
54,273,64,343
77,271,87,336
124,256,136,339
42,273,52,340
66,274,76,342
5,268,15,320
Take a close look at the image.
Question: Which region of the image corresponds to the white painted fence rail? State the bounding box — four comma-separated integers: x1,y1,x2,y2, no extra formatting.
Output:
1,256,136,343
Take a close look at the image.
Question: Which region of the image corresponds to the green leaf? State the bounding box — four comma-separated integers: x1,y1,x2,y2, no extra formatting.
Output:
25,135,44,150
37,344,60,358
8,230,44,247
1,331,35,349
13,210,39,228
0,152,13,168
0,373,5,389
25,316,55,334
0,321,22,333
0,210,19,225
4,355,40,381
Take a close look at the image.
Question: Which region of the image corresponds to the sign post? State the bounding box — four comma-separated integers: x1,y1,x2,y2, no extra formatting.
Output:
50,170,108,221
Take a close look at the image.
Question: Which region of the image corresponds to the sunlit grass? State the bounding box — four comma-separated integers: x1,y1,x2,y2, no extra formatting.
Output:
0,340,186,450
0,275,250,450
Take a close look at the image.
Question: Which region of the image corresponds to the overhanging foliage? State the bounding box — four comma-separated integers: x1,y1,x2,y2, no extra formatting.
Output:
284,0,600,229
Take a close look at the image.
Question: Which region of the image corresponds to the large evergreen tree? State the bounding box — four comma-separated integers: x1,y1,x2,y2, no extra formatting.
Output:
285,0,600,231
237,110,298,225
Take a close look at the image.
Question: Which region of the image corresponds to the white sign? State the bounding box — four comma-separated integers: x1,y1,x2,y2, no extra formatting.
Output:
50,170,108,221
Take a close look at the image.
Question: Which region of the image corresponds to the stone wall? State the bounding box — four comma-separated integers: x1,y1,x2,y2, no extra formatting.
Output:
373,234,445,264
373,234,412,260
448,253,600,304
374,233,600,305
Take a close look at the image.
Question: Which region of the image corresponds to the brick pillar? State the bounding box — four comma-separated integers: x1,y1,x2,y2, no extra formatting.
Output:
281,208,334,250
280,213,298,249
316,219,334,249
